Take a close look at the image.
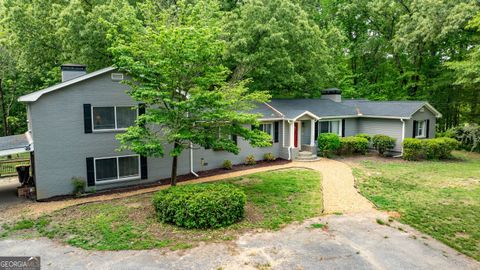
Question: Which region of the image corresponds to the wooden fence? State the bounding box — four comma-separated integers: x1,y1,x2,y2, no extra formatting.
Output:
0,158,30,178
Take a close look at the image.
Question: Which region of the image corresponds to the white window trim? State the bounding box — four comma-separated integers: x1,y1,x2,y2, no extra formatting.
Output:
318,119,341,136
91,106,139,132
415,120,427,138
94,154,141,185
259,122,274,140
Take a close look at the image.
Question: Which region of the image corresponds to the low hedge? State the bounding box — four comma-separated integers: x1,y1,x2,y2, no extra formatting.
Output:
339,136,369,155
356,133,372,142
403,137,459,161
152,184,246,229
372,135,396,156
317,133,341,157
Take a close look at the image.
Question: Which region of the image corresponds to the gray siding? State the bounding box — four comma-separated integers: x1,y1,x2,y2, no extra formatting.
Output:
300,120,312,146
343,118,358,136
357,118,403,152
405,106,437,139
30,72,281,199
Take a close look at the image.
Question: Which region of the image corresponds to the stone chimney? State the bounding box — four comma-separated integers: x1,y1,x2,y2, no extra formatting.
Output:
61,64,87,82
321,88,342,102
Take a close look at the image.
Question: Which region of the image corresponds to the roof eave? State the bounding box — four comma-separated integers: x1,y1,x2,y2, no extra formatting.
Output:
18,66,116,103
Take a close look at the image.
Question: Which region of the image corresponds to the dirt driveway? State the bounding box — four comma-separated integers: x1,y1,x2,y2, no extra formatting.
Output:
0,159,478,269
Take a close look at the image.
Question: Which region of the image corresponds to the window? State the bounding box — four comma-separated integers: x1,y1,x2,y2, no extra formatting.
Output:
94,155,140,183
259,123,273,139
415,120,427,138
318,120,340,135
92,106,137,131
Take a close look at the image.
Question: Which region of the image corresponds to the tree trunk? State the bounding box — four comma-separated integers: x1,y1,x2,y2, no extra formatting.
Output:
0,79,8,136
170,140,179,186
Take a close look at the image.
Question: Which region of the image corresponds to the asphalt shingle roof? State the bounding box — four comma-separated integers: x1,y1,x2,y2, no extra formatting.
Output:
342,100,427,118
251,98,438,120
0,133,30,151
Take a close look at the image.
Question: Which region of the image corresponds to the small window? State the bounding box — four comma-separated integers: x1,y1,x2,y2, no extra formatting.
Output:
92,106,137,131
95,155,140,183
415,120,427,138
111,73,124,81
259,123,273,139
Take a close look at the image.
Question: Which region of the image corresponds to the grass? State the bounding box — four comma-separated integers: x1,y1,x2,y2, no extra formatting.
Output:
353,151,480,260
1,168,322,251
310,223,326,229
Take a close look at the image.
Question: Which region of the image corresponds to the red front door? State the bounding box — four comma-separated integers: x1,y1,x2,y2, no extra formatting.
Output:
294,123,298,147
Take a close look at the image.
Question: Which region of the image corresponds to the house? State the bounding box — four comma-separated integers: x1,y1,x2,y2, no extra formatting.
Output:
0,65,442,200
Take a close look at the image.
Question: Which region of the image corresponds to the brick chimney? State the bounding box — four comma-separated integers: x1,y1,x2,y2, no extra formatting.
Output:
61,64,87,82
321,88,342,102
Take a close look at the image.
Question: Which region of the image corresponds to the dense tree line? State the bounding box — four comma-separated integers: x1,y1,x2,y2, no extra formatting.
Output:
0,0,478,136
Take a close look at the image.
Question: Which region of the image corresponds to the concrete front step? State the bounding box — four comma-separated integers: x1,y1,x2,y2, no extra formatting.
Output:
296,156,321,162
298,151,313,157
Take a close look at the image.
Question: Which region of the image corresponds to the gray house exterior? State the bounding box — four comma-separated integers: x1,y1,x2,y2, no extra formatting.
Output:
12,65,442,200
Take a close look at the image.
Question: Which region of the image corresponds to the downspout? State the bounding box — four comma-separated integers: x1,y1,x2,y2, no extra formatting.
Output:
190,142,199,177
187,111,199,177
394,119,405,158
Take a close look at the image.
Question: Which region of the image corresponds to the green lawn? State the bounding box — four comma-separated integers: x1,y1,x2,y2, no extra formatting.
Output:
1,168,322,251
353,151,480,260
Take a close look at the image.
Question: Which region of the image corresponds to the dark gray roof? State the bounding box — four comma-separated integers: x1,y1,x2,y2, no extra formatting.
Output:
342,100,429,118
0,134,30,151
250,102,283,118
252,98,440,119
268,99,357,118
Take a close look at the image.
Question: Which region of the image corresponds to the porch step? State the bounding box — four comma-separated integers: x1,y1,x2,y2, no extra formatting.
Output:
296,151,320,162
298,151,313,157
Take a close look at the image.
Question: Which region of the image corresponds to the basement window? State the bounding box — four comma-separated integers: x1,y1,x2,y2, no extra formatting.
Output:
94,155,140,183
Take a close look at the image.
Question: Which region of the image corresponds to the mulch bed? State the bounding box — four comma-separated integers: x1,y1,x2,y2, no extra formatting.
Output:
40,158,291,202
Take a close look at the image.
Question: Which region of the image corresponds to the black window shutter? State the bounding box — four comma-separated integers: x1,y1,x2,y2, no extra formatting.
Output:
342,119,346,137
274,122,279,143
314,121,319,141
83,104,92,133
412,121,418,138
86,157,95,186
426,120,430,138
140,156,148,179
232,134,238,145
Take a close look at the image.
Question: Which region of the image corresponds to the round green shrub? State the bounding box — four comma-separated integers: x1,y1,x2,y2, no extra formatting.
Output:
372,135,396,156
402,137,459,161
263,152,276,161
339,136,369,155
317,133,341,157
152,184,246,229
223,160,233,170
244,154,256,165
356,133,372,142
403,138,424,160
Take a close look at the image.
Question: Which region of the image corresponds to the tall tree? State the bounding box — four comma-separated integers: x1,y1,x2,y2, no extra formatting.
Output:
446,11,480,125
111,0,272,185
225,0,341,98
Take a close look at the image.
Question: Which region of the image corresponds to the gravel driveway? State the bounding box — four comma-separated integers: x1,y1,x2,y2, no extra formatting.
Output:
0,159,478,269
0,212,478,270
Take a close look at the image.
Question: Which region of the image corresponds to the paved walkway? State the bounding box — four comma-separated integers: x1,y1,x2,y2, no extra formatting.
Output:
1,158,372,220
1,159,479,269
